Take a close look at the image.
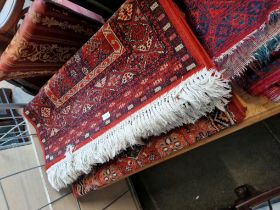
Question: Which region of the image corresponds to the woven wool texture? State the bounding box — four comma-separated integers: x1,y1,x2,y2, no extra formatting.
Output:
72,96,246,197
181,0,280,78
249,58,280,102
0,0,102,80
24,0,231,190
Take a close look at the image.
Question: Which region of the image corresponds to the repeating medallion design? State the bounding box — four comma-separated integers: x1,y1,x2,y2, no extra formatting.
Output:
25,0,197,167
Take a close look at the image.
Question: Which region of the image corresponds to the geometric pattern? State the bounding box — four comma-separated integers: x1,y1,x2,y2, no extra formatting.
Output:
72,96,246,197
45,23,125,107
0,0,102,80
182,0,279,57
24,0,204,169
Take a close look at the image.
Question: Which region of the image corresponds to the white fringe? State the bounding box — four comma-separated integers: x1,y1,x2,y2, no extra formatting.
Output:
46,68,232,191
214,9,280,79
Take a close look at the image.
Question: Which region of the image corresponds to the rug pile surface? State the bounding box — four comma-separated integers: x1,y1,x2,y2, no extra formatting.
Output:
24,0,231,190
0,0,102,80
72,96,246,197
239,55,280,102
181,0,280,78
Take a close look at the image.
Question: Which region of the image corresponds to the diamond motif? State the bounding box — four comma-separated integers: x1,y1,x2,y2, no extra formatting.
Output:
41,107,50,117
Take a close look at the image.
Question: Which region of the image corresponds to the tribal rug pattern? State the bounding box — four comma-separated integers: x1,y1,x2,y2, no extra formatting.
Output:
24,0,231,190
181,0,280,78
236,43,280,102
72,97,246,197
0,0,102,80
249,58,280,102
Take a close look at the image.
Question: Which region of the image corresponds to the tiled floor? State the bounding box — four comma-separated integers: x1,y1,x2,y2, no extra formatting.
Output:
28,123,138,210
1,167,49,210
0,132,138,210
0,84,138,210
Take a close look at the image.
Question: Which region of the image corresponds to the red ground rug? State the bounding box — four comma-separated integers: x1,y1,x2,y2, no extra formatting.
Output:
181,0,280,78
236,44,280,102
24,0,231,190
249,60,280,102
72,95,246,197
0,0,102,80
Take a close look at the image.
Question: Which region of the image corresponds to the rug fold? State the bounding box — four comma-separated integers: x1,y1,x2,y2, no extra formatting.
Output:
46,68,231,190
72,95,246,197
24,0,231,191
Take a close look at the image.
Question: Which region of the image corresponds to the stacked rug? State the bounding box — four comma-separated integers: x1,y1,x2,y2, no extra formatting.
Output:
237,50,280,102
0,0,102,80
24,0,232,191
72,96,246,197
180,0,280,101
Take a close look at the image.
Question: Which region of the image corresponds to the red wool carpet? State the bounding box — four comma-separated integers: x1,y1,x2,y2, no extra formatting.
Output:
72,96,246,197
24,0,231,190
181,0,280,78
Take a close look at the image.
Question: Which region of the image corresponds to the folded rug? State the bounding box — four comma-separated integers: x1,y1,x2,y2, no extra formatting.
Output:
0,0,102,80
249,59,280,102
72,95,246,197
180,0,280,78
24,0,231,190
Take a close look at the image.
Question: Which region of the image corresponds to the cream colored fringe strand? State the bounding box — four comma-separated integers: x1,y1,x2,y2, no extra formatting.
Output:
47,68,232,191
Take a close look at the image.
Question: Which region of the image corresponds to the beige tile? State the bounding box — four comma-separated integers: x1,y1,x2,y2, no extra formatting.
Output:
0,144,38,178
1,168,49,210
51,193,78,210
30,134,46,166
79,180,129,210
25,120,37,135
0,183,8,210
39,206,52,210
25,116,45,167
106,191,137,210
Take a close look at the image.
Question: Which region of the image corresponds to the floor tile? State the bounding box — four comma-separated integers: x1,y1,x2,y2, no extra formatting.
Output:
51,193,78,210
106,191,138,210
78,180,129,210
30,133,45,166
38,206,52,210
0,182,8,210
1,168,49,210
0,144,38,178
